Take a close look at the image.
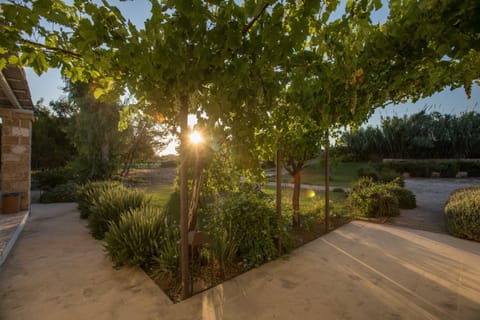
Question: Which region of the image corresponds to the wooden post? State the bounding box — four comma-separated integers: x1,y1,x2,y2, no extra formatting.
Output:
180,95,191,299
324,129,330,233
276,149,282,252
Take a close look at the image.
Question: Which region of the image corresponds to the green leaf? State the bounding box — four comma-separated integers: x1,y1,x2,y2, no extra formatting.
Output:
8,55,19,65
93,87,106,99
0,58,6,71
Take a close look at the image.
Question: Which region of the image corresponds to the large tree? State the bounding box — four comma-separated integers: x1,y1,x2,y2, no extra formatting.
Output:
2,0,479,299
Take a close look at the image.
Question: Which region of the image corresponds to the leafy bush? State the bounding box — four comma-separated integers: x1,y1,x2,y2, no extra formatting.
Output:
39,183,78,203
348,177,400,218
458,161,480,177
357,167,379,181
162,190,180,223
104,206,174,267
381,160,480,178
77,181,125,219
33,167,74,189
202,193,291,270
151,225,180,279
444,187,480,241
385,185,416,209
358,165,404,186
88,188,148,239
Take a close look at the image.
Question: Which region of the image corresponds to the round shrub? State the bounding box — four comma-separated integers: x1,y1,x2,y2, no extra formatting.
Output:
444,187,480,241
77,181,126,219
385,185,416,209
349,177,400,218
39,183,78,203
88,188,148,239
104,206,177,268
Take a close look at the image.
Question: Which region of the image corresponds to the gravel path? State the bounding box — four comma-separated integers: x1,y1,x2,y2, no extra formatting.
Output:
388,178,480,233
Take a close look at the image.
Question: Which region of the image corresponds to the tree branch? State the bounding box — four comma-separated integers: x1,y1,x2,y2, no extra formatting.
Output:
242,2,270,34
20,38,82,59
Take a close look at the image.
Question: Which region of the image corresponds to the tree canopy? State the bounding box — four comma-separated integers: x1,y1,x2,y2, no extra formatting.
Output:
2,0,479,298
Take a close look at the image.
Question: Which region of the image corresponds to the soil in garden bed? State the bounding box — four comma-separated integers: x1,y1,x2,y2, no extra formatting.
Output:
148,216,351,303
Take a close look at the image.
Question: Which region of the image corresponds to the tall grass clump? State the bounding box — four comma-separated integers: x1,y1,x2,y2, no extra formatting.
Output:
88,188,147,239
77,181,126,219
104,206,175,267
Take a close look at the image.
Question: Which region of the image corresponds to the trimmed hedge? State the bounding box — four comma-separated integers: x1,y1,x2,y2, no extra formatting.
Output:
39,183,78,203
88,188,148,239
380,160,480,178
358,165,404,186
444,187,480,241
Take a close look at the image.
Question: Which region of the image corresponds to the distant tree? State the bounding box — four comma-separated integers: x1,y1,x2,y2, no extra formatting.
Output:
66,81,123,181
118,111,170,177
31,99,76,169
336,111,480,160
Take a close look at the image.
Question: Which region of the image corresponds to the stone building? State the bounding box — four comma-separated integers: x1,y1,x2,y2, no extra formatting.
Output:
0,64,34,212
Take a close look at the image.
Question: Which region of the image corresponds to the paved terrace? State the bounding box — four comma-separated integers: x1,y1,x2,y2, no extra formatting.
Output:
0,202,479,319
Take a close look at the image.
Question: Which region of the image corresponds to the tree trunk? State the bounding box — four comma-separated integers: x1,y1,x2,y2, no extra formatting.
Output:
188,149,202,231
292,169,301,227
324,129,330,233
276,149,282,251
179,95,191,299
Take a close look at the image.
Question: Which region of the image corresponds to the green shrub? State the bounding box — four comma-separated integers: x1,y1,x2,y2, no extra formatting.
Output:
444,187,480,241
151,225,180,279
163,190,180,223
104,206,173,267
458,162,480,177
202,193,291,270
88,188,148,239
357,167,379,181
33,167,74,189
348,177,400,218
358,165,404,186
39,183,78,203
385,185,416,209
77,181,125,219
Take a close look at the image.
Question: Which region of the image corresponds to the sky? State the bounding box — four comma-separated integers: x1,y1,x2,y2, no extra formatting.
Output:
24,0,480,153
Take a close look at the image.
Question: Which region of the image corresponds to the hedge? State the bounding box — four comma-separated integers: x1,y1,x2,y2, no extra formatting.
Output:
444,187,480,241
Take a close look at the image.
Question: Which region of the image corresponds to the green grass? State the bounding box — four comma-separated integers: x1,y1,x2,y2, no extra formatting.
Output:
262,186,349,217
143,184,175,208
270,161,367,188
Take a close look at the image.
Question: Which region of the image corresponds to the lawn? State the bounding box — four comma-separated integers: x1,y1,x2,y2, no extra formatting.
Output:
262,185,350,218
143,183,175,208
270,161,368,188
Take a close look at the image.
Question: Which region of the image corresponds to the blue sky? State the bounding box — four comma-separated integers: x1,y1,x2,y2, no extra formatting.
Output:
25,0,479,129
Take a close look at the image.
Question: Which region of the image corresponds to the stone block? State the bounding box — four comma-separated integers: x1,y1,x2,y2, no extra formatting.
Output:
2,136,19,145
20,120,31,129
11,145,28,155
11,127,30,137
19,137,30,145
431,171,441,178
2,154,21,162
456,171,468,178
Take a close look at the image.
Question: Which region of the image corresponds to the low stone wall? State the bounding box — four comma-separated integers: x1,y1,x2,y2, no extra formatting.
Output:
0,108,33,211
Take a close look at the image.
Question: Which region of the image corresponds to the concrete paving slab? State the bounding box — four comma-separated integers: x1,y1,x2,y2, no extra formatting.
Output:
0,210,29,267
0,203,479,319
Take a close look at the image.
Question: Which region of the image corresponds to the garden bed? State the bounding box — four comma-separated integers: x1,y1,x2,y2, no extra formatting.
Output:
147,216,351,303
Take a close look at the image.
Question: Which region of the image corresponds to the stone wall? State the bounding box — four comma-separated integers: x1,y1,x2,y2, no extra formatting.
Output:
0,108,33,211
